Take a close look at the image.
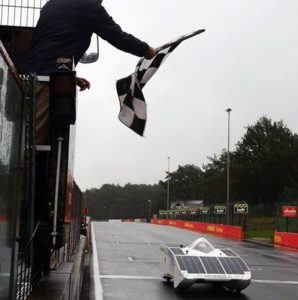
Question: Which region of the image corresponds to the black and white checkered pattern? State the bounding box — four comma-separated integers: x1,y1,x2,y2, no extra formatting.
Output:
116,29,205,136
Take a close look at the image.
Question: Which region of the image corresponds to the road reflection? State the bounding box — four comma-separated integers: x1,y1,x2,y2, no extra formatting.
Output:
161,281,251,300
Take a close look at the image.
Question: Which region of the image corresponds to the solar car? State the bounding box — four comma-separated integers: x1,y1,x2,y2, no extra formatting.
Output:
160,238,251,292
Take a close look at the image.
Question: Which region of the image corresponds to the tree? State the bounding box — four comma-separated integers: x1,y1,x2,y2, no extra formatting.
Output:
84,183,165,219
233,116,298,203
159,164,204,202
202,152,229,204
84,117,298,218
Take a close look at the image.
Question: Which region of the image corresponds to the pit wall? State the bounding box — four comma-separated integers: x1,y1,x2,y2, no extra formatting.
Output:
151,219,245,240
274,231,298,249
27,236,86,300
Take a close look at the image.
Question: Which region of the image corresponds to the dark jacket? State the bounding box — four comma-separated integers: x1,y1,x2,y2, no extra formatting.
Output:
25,0,149,75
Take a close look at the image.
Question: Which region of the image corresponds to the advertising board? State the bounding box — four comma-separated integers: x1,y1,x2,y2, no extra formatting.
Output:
282,206,298,217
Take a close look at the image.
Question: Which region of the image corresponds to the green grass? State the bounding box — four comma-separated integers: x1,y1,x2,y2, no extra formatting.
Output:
245,229,274,239
245,217,275,240
247,217,276,230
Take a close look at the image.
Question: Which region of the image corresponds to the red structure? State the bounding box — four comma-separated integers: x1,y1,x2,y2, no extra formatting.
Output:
151,219,245,240
274,232,298,249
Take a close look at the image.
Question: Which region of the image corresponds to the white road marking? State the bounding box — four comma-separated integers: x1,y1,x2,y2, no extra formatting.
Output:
252,279,298,285
100,275,160,280
91,222,104,300
99,275,298,286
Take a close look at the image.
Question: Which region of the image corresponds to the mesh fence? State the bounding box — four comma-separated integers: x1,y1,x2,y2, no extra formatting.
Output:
158,201,298,233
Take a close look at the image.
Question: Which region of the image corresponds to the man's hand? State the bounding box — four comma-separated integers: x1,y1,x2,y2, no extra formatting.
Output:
144,47,156,60
77,77,90,91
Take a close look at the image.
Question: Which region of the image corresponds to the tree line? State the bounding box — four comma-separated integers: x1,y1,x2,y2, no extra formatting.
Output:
84,116,298,220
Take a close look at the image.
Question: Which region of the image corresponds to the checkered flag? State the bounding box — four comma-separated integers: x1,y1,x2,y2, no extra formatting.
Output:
116,29,205,136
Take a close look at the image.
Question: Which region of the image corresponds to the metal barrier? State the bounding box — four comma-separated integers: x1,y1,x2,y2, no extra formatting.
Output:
16,74,82,299
16,74,39,300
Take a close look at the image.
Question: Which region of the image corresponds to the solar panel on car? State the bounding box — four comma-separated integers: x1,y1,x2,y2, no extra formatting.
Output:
169,247,184,255
200,257,225,274
220,249,238,257
176,256,206,274
218,257,249,274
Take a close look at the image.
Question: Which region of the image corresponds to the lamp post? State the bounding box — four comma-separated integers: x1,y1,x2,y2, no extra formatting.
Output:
148,200,152,222
226,108,232,225
166,157,170,210
103,206,106,221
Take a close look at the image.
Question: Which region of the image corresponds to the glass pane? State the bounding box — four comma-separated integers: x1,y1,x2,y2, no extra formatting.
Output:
0,47,23,299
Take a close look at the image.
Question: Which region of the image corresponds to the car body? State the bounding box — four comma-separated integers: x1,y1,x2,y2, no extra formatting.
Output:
160,238,251,292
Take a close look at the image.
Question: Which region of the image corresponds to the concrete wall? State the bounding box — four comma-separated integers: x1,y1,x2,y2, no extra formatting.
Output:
274,231,298,249
28,236,86,300
151,219,245,240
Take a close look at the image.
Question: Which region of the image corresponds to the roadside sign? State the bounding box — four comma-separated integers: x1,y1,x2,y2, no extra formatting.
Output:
214,205,226,215
189,209,198,215
282,206,298,217
200,207,210,214
234,203,248,214
159,210,167,216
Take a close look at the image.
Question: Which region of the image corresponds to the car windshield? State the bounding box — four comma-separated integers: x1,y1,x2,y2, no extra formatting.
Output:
191,239,214,253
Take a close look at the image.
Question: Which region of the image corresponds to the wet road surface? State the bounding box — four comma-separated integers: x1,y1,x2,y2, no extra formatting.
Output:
92,221,298,300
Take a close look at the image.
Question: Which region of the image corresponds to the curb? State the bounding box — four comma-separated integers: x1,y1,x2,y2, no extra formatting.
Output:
244,238,273,247
91,222,104,300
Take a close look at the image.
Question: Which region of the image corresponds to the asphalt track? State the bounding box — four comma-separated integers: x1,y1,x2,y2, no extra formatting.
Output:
92,221,298,300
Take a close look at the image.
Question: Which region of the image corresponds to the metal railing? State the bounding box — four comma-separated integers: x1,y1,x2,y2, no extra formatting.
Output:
15,72,84,298
16,74,38,300
0,0,47,28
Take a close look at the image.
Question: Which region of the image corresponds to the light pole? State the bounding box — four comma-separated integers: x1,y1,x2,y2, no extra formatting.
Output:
166,157,170,210
148,200,152,222
226,108,232,225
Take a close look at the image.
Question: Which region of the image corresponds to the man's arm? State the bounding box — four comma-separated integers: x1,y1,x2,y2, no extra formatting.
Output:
89,2,155,58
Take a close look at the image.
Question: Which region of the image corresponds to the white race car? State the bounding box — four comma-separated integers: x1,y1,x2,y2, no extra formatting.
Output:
160,238,251,292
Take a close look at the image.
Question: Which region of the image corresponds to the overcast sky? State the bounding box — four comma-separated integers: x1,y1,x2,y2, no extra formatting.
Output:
74,0,298,191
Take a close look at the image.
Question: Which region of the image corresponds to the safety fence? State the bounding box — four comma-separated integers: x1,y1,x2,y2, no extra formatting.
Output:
158,201,298,234
158,202,248,228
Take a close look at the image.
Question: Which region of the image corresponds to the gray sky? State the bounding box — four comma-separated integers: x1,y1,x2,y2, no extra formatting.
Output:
74,0,298,191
